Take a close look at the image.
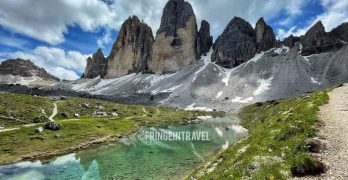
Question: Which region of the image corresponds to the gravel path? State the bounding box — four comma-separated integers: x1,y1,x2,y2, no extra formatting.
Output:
49,102,58,122
312,84,348,179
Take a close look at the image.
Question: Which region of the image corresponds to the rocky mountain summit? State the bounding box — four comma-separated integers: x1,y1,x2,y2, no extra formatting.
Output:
83,48,107,79
301,21,344,56
148,0,200,74
211,17,258,68
283,35,301,48
0,58,59,81
197,20,213,56
106,16,154,78
255,17,279,51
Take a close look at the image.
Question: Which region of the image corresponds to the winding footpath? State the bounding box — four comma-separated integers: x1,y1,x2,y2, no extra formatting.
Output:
314,84,348,179
49,102,58,122
0,102,58,133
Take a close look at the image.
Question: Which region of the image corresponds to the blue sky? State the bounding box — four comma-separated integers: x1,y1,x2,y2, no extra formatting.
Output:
0,0,347,80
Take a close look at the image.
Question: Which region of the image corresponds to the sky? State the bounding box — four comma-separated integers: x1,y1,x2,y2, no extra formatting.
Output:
0,0,347,80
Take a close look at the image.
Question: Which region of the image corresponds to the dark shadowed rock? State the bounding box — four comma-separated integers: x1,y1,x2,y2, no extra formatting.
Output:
291,156,326,177
211,17,257,68
197,20,213,56
301,21,343,56
84,48,107,79
255,18,278,51
149,0,199,74
44,121,62,131
330,22,348,42
0,58,59,81
283,34,301,48
106,16,154,78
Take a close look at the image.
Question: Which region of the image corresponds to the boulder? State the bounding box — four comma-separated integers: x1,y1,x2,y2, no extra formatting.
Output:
149,0,199,74
106,16,154,78
283,35,301,48
44,121,62,131
81,103,90,108
84,48,108,79
110,112,118,117
197,20,213,56
73,114,80,118
255,17,279,51
35,127,44,133
92,111,108,117
211,17,257,68
94,105,105,110
61,112,69,118
291,156,326,177
305,139,323,153
33,115,48,123
301,21,343,56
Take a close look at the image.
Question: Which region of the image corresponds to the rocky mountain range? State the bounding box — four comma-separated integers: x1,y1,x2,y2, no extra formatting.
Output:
0,58,59,81
1,0,348,112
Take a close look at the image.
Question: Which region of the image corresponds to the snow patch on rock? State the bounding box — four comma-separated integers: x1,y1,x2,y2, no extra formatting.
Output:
253,77,273,96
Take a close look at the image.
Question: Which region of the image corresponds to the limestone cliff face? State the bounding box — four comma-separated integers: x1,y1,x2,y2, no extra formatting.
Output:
283,35,300,48
148,0,199,74
255,18,278,51
84,48,107,79
106,16,154,78
211,17,257,68
301,21,343,56
197,20,213,56
0,58,59,81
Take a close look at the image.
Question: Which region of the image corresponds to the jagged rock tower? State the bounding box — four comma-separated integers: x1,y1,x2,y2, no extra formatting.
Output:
106,16,154,78
148,0,199,74
83,48,107,79
255,17,279,51
211,17,278,68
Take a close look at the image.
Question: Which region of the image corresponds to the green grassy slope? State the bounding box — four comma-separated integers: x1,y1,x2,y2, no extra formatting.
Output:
192,91,329,179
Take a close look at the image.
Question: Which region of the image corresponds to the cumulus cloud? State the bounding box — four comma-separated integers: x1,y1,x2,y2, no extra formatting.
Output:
0,0,312,45
7,47,88,80
277,0,348,40
0,0,117,45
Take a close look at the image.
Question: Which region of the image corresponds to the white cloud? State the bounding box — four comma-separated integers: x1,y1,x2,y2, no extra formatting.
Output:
0,0,117,45
277,0,348,40
0,0,312,45
0,35,28,49
97,28,113,48
7,47,88,80
188,0,312,37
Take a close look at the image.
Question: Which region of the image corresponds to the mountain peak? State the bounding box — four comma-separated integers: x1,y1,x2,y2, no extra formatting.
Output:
0,58,59,81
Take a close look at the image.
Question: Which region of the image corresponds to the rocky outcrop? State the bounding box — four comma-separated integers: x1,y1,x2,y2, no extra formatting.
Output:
197,20,213,56
283,35,301,48
301,21,343,56
211,17,257,68
83,48,107,79
148,0,199,74
0,58,59,81
330,22,348,42
106,16,154,78
255,18,278,51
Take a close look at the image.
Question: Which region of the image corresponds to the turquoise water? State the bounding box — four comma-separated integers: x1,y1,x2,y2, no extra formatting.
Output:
0,116,247,180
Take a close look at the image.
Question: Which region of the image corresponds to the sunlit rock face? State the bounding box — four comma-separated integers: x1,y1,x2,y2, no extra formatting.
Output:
148,0,199,74
255,17,278,51
106,16,154,78
84,48,107,79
